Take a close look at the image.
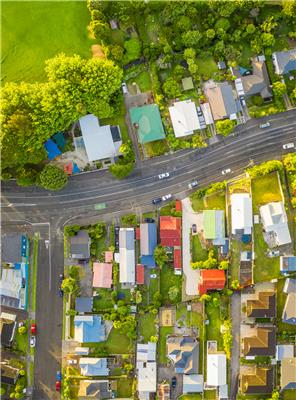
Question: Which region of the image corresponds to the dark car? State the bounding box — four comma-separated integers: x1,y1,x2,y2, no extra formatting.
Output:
152,198,162,205
59,289,64,297
192,224,197,233
171,376,177,389
145,218,155,223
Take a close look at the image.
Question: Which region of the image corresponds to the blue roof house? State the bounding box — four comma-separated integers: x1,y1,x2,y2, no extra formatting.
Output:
79,358,110,376
74,315,106,343
280,256,296,274
140,223,157,267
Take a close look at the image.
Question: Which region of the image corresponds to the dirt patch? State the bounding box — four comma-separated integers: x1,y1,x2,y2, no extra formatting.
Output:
160,307,175,327
92,44,105,59
191,301,203,314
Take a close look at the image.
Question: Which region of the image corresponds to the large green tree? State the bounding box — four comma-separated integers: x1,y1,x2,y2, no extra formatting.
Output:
38,164,68,191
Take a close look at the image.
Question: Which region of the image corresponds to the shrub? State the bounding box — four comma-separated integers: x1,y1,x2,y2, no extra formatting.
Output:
124,38,142,63
38,164,68,191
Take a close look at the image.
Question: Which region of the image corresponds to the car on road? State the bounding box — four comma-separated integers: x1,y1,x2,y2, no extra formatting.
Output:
192,224,197,234
59,289,64,297
162,194,172,202
45,240,49,249
283,142,294,150
188,181,198,189
56,371,62,381
221,168,231,175
259,122,270,129
59,274,64,283
55,381,61,391
31,323,37,335
121,82,128,94
30,336,36,348
158,172,170,180
239,95,246,106
144,217,155,223
171,376,177,389
150,274,157,279
152,198,162,205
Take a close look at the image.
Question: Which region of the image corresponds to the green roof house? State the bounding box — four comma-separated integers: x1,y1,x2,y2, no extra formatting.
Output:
129,104,165,144
203,210,225,245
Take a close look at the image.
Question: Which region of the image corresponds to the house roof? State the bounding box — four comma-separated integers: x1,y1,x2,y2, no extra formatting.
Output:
140,223,157,262
183,374,204,393
167,336,199,374
79,114,120,162
207,353,227,386
246,292,276,318
280,256,296,273
240,365,274,394
205,81,240,121
137,342,157,362
242,326,276,357
79,358,109,376
0,265,25,310
272,48,296,75
182,77,194,91
236,58,271,98
281,358,296,390
0,361,19,385
231,193,253,235
137,342,157,394
0,313,16,347
70,231,90,259
276,344,295,361
136,264,145,285
198,270,226,295
203,210,225,241
282,293,296,325
200,102,214,125
74,315,106,343
119,228,135,284
129,104,165,144
93,263,113,288
160,216,182,247
260,202,291,246
283,278,296,294
1,233,28,264
78,379,111,399
75,297,93,313
105,251,113,263
169,100,201,137
174,249,182,270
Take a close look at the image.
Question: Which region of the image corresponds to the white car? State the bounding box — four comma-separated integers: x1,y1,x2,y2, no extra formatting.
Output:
162,194,172,201
221,168,231,175
121,82,128,94
259,122,270,129
30,336,36,348
150,274,157,279
283,142,295,150
188,181,198,189
67,359,78,365
158,172,170,180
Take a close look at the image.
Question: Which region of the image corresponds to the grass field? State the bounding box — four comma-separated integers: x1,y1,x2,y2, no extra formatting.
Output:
138,313,156,342
196,55,218,79
160,264,182,304
2,1,94,83
191,235,208,263
191,190,225,212
93,289,114,311
205,302,223,350
116,378,133,398
84,327,132,354
158,326,173,363
251,172,282,211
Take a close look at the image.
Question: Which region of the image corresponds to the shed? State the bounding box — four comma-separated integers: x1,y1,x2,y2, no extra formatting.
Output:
136,264,145,285
182,77,194,91
207,353,226,386
44,139,61,160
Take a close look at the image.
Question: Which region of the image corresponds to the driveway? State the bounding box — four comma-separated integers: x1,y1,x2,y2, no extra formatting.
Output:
181,198,203,296
158,364,183,400
230,291,241,400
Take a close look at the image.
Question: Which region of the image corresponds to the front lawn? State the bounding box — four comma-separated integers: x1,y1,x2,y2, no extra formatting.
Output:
196,55,218,79
158,326,173,363
14,325,28,354
283,390,296,400
144,140,169,157
160,264,182,305
251,172,282,211
204,191,226,210
127,70,152,93
179,395,202,400
205,302,223,350
116,378,133,398
84,327,132,354
192,235,208,263
160,201,177,216
138,313,156,342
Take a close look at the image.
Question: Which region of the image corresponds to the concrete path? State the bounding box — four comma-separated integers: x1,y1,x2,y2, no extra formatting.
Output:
230,291,241,400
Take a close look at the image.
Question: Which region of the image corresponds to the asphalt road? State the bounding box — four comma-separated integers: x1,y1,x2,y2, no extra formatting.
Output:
1,109,296,399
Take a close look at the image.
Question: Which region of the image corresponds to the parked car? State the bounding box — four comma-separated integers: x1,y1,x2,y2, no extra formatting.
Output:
259,122,270,129
196,106,203,117
162,194,172,202
121,82,128,94
283,142,295,150
144,217,155,223
59,274,64,283
45,240,49,249
221,168,231,175
152,198,162,205
55,381,61,392
239,95,246,106
30,336,36,348
188,181,198,189
56,371,62,381
171,376,177,389
31,323,37,335
67,359,78,365
192,224,197,234
59,289,64,297
158,172,170,180
150,274,157,279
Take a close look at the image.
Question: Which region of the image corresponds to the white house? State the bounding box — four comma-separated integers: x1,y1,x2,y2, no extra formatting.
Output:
260,202,291,247
207,353,227,387
136,342,157,400
231,193,253,235
79,358,109,376
169,100,201,137
119,228,135,284
200,103,214,125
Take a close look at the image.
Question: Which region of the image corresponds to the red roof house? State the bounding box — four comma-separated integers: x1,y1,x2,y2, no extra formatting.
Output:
198,269,226,295
136,264,145,285
160,216,182,247
93,262,113,288
174,249,182,271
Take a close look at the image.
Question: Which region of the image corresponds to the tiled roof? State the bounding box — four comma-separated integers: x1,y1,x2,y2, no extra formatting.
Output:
246,292,276,318
174,249,182,270
93,263,113,288
240,365,274,394
137,264,145,285
242,327,276,357
198,270,226,295
160,216,181,247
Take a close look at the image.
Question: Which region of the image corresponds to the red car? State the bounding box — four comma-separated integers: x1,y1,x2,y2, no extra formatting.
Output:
55,381,61,391
31,323,36,335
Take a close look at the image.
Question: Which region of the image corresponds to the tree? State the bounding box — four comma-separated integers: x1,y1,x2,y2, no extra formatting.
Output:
270,390,280,400
119,140,135,163
199,294,211,302
168,286,179,301
150,335,158,343
216,119,236,136
222,319,232,359
219,260,230,270
135,291,142,304
109,162,134,179
230,279,240,290
181,30,202,47
154,245,168,268
273,81,287,97
16,168,38,187
206,28,216,40
38,164,68,191
18,326,27,335
282,0,296,18
66,309,77,316
162,77,180,99
124,38,141,63
64,225,80,237
61,277,79,295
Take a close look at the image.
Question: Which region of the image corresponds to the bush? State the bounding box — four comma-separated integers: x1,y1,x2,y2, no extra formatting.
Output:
222,319,232,359
216,119,236,136
16,168,38,186
109,162,134,179
246,160,283,179
38,164,68,191
124,38,142,63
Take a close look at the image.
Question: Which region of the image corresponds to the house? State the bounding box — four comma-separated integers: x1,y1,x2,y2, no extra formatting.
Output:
280,358,296,390
160,216,182,247
276,344,295,361
70,231,90,260
240,365,274,394
284,278,296,294
241,326,276,357
1,233,29,264
183,374,204,393
182,77,194,91
0,263,28,310
74,315,106,343
240,251,253,287
167,336,199,374
129,104,165,144
78,379,112,399
157,383,170,400
204,81,241,121
203,210,225,245
75,297,93,314
0,360,20,385
119,228,135,284
231,193,253,235
280,256,296,274
79,358,109,376
200,103,214,125
140,223,157,267
260,202,291,247
136,342,157,399
174,248,182,273
136,264,145,285
105,251,113,263
272,48,296,75
79,114,122,163
93,263,113,289
217,61,226,70
233,56,272,99
282,278,296,325
0,312,17,347
198,270,226,295
242,284,276,319
207,353,227,387
169,100,201,137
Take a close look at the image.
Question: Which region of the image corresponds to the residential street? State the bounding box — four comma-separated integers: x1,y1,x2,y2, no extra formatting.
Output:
230,292,241,400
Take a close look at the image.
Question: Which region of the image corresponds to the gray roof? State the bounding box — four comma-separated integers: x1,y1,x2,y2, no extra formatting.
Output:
86,380,110,397
284,278,296,294
167,336,199,374
220,83,240,116
1,234,25,264
273,48,296,75
75,297,93,313
70,231,90,260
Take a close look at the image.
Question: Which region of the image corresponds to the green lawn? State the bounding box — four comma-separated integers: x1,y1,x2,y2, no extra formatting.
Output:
204,191,226,210
179,395,202,400
149,268,160,299
2,1,94,83
14,325,28,354
84,327,132,354
144,140,169,157
158,326,173,363
160,201,176,216
138,313,156,342
93,289,114,311
204,390,217,399
196,55,218,79
283,390,296,400
205,302,223,350
192,235,208,263
116,378,133,398
191,196,205,212
160,264,182,304
127,70,152,93
251,172,282,211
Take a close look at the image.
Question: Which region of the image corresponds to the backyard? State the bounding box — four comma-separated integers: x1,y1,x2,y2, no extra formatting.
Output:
83,327,132,354
138,313,157,342
205,302,223,350
2,1,94,83
158,326,173,363
251,172,282,211
116,378,133,398
191,190,226,212
93,289,114,311
160,264,182,304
